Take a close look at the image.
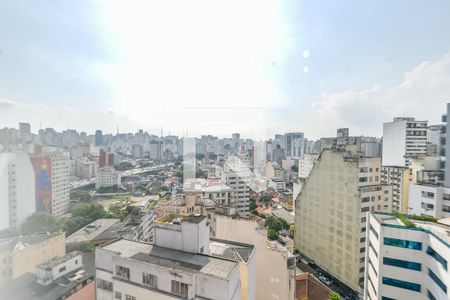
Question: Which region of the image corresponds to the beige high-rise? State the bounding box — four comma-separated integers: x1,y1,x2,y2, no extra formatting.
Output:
295,147,389,292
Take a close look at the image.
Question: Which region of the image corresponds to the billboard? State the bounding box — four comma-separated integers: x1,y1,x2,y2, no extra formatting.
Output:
34,157,52,214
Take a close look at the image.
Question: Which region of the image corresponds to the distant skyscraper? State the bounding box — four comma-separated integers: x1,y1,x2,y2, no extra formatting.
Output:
285,132,304,157
18,122,31,143
382,117,428,166
95,129,103,146
99,149,115,167
0,152,35,230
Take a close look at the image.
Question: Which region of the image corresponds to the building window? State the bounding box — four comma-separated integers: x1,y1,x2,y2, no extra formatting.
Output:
125,295,136,300
59,266,66,273
382,277,421,292
383,257,421,271
115,291,122,299
427,246,448,270
97,279,113,291
383,237,422,250
143,273,158,288
421,191,435,198
116,265,130,280
428,268,447,293
171,280,188,298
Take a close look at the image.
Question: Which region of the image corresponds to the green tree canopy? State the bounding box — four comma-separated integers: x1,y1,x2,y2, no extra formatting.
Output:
267,229,279,240
21,213,60,235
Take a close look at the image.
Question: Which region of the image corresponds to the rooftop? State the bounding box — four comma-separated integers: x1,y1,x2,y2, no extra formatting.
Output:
0,253,95,300
100,239,238,280
38,251,81,269
373,212,450,245
0,232,63,253
209,238,255,262
66,218,120,244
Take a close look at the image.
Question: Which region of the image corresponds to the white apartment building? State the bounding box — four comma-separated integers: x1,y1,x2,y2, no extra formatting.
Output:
0,152,35,230
408,184,450,218
382,117,428,166
298,153,319,179
95,215,255,300
96,166,121,189
364,212,450,300
295,147,391,293
269,177,286,191
217,157,251,216
381,166,410,213
428,124,444,149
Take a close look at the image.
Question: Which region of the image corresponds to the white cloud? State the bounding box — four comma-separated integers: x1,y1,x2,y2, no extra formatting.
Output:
309,51,450,137
93,0,292,138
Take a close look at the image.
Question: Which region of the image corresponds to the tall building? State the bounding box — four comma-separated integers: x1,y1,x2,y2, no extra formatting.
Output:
0,152,36,230
95,166,121,189
382,117,428,166
95,216,255,300
18,122,31,143
131,144,143,159
381,166,411,213
320,128,381,157
33,152,70,217
285,132,304,157
95,130,103,147
407,104,450,218
217,156,251,216
295,146,390,293
364,212,450,300
149,140,162,161
99,149,114,167
427,124,444,156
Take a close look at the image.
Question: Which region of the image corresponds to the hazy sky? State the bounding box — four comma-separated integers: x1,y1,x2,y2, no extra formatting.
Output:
1,0,450,139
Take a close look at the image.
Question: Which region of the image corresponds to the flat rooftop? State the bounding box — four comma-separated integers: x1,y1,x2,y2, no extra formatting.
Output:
0,232,63,253
373,212,450,245
100,239,238,280
209,238,255,262
66,218,120,244
0,253,95,300
38,251,81,269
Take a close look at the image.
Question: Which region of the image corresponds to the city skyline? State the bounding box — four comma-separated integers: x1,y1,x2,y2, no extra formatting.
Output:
1,1,450,139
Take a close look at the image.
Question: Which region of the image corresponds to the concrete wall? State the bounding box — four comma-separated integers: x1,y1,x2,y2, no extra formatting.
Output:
0,233,65,287
216,216,294,300
382,120,407,166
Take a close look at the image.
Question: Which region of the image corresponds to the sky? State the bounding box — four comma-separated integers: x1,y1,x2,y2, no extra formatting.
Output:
1,0,450,139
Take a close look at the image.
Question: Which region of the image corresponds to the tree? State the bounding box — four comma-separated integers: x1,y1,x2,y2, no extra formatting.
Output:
249,197,257,210
267,229,279,240
70,189,91,201
279,218,290,230
328,292,341,300
260,195,273,206
115,161,134,171
21,213,60,235
265,216,283,231
291,165,299,172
